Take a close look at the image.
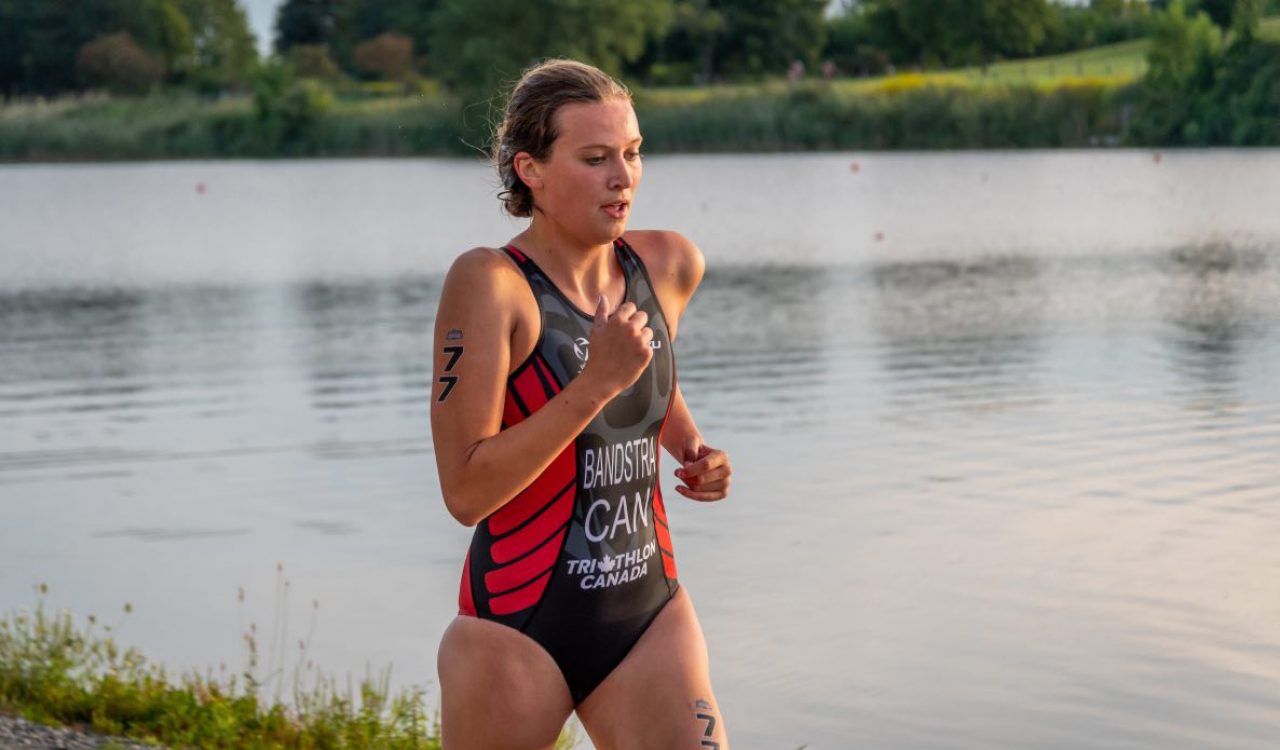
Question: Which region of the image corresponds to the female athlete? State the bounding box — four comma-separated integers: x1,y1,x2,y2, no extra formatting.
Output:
430,59,732,750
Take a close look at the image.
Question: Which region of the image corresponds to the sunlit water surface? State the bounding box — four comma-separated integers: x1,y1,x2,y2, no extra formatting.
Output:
2,152,1279,749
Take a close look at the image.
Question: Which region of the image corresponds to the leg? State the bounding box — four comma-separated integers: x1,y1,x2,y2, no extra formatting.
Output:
574,587,730,750
437,615,575,750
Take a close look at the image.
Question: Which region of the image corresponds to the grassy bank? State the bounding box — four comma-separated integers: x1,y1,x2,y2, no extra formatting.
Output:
0,75,1137,161
637,76,1137,150
0,584,445,749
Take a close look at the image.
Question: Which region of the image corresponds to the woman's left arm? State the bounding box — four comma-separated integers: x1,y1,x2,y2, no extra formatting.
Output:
638,230,732,502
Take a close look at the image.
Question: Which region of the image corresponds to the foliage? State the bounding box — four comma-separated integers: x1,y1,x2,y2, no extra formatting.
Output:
286,44,343,82
155,0,197,77
179,0,259,92
1,0,257,97
715,0,829,77
1147,0,1223,82
0,582,448,750
636,75,1135,150
250,59,335,153
430,0,676,102
273,0,339,55
75,33,165,94
1129,0,1280,145
353,33,415,82
827,0,1153,72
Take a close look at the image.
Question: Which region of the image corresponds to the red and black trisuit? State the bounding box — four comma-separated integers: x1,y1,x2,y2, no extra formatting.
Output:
457,237,680,704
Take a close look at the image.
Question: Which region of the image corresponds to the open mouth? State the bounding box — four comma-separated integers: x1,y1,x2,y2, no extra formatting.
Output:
602,202,629,219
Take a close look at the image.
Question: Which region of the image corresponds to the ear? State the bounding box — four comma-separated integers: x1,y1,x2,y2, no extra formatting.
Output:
513,152,544,191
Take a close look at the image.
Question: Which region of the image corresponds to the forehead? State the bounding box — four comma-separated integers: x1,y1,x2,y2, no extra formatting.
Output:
552,98,641,147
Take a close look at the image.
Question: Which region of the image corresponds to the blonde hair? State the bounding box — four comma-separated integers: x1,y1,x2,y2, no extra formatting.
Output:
493,59,631,217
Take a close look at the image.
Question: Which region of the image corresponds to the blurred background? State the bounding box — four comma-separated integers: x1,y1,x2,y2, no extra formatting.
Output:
2,2,1279,749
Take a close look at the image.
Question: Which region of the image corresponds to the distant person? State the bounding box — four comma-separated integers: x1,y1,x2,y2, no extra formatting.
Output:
430,59,733,749
788,58,806,83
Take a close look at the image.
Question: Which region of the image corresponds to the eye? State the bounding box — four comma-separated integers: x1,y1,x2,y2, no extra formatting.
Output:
625,151,643,162
585,156,606,166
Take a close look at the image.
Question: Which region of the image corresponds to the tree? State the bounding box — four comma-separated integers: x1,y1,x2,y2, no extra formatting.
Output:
287,44,343,80
333,0,441,75
1147,0,1221,83
154,0,196,78
980,0,1053,60
896,0,1051,66
714,0,828,78
274,0,340,55
431,0,676,101
1129,0,1222,143
353,32,415,81
181,0,258,90
76,32,165,93
2,0,167,95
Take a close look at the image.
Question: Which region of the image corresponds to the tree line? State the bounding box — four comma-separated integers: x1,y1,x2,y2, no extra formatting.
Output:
0,0,1199,99
1,0,258,96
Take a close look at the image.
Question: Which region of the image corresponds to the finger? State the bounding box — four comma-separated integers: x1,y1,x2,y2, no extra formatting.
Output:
593,295,608,331
629,310,649,330
675,485,728,502
683,450,727,476
681,465,731,488
639,326,654,347
611,301,637,321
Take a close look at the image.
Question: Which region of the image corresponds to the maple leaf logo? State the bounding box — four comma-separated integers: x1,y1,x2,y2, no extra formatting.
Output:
598,555,617,573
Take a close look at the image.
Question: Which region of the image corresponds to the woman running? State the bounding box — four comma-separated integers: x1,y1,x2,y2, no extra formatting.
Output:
431,59,732,750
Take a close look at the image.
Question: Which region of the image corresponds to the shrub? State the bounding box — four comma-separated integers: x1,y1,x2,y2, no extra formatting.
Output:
286,44,343,82
353,33,415,82
75,33,164,95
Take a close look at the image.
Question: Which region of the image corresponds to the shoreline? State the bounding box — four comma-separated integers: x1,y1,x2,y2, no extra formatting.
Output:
0,710,165,750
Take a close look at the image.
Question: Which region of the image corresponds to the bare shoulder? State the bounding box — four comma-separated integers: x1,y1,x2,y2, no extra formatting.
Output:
436,246,536,345
622,230,706,308
435,247,538,373
444,246,526,293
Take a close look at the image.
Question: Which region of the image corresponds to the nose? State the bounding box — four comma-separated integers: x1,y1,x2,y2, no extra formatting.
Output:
608,155,634,191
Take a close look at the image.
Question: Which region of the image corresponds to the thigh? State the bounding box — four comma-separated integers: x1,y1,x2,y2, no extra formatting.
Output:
575,587,730,750
437,615,574,750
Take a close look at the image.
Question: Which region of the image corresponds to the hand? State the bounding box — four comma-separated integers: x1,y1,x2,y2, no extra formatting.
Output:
673,435,731,501
581,296,653,397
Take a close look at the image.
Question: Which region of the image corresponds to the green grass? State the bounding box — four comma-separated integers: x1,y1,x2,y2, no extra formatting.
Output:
953,38,1151,83
1260,14,1280,39
0,579,583,750
949,14,1280,84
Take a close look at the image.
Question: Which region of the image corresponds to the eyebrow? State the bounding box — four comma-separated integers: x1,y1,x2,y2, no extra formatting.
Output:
576,138,644,151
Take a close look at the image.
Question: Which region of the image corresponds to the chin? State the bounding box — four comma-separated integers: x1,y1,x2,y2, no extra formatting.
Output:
586,220,627,245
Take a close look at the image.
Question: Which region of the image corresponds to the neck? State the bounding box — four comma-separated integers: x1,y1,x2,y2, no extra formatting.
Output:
514,215,622,307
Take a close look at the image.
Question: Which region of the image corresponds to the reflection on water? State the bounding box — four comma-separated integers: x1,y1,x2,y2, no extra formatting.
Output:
1160,244,1273,405
3,155,1280,749
870,256,1049,423
676,264,832,435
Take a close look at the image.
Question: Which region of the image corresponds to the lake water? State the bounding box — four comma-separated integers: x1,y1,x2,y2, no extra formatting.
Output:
2,152,1279,749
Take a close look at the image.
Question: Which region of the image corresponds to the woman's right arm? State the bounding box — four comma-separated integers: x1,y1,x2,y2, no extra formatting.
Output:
430,248,653,526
